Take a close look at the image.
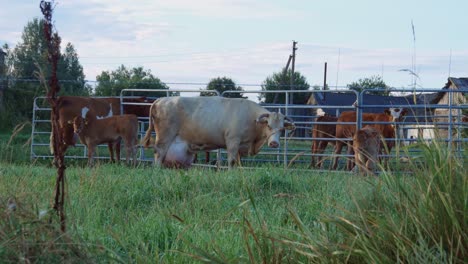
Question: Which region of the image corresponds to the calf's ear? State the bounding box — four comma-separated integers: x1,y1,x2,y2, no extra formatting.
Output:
401,108,408,116
284,116,296,130
384,109,391,115
84,118,89,125
67,120,73,124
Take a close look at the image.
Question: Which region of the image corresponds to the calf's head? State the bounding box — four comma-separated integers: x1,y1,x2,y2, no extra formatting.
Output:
462,115,468,123
256,112,295,148
72,116,88,135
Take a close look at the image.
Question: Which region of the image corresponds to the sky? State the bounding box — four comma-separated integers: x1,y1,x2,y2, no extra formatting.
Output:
1,0,468,94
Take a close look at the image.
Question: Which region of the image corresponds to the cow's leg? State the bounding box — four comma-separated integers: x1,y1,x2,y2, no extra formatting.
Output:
226,140,241,169
52,126,72,166
365,159,375,176
123,136,136,167
310,140,318,168
354,148,364,175
381,142,391,170
153,122,178,166
332,141,344,170
316,141,329,169
108,142,115,163
346,143,355,171
115,139,122,163
129,136,137,166
132,144,137,166
154,136,176,166
126,144,131,166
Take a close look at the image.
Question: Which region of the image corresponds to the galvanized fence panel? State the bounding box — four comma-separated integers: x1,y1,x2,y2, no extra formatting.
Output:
31,88,467,170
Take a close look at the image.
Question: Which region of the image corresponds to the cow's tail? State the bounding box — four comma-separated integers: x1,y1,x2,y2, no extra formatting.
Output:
141,103,155,148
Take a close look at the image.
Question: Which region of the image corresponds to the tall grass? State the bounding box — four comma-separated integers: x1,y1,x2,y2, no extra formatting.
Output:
1,131,466,263
268,140,467,263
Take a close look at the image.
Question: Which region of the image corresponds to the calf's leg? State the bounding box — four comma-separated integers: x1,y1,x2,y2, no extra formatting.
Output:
87,145,95,167
332,141,344,170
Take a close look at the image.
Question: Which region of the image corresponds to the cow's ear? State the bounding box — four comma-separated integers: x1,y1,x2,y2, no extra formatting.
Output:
401,108,408,116
84,119,89,125
384,109,391,115
256,113,269,124
67,120,73,124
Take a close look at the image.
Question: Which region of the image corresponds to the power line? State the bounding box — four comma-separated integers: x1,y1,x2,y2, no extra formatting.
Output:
0,77,311,89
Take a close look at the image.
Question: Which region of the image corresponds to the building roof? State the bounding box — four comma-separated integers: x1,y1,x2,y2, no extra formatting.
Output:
430,77,468,104
447,77,468,89
311,92,432,122
313,92,418,114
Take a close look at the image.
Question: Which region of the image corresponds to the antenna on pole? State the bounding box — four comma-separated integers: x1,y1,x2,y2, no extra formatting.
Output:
411,19,416,90
323,62,327,90
335,48,341,90
448,48,452,78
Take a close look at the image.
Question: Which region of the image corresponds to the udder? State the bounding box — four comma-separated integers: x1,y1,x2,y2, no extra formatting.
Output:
163,137,195,169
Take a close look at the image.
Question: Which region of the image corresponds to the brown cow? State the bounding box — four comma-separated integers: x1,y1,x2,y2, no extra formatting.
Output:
142,96,295,169
122,97,155,117
51,96,121,163
332,110,396,170
353,126,381,176
310,114,338,168
73,108,138,166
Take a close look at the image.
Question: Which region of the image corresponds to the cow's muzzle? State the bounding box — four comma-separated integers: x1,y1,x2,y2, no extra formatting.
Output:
269,141,279,148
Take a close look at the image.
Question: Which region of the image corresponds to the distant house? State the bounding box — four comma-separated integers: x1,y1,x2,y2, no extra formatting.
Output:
429,77,468,139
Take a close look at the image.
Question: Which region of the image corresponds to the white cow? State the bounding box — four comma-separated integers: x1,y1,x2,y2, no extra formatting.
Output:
142,96,295,168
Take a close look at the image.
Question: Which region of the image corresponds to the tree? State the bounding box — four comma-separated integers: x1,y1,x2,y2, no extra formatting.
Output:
347,75,390,96
200,77,245,98
59,43,91,95
259,69,310,104
1,18,89,128
312,84,329,90
94,65,174,97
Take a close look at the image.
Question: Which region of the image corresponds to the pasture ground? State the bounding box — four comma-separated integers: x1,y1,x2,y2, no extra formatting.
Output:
1,129,467,263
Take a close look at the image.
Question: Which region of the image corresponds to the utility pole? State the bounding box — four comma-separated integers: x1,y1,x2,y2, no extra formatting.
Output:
0,48,6,111
323,62,327,90
290,41,297,106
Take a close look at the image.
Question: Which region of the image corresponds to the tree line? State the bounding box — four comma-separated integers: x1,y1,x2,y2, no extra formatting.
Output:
0,18,388,130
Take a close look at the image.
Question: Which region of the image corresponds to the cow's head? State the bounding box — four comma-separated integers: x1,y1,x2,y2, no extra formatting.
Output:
386,107,408,122
256,112,295,148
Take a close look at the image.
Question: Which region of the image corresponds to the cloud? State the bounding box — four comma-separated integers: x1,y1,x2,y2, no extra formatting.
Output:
2,1,468,92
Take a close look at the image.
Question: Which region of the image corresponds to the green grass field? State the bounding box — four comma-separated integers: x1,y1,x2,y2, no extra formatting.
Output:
1,128,467,263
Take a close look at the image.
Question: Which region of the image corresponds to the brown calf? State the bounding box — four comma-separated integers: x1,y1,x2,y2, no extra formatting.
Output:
73,111,139,166
52,96,121,163
310,115,338,168
353,126,381,176
332,110,396,170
